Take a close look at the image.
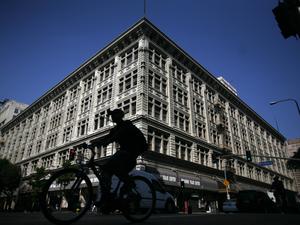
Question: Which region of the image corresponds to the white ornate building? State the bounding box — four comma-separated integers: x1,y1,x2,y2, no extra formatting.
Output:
0,19,295,208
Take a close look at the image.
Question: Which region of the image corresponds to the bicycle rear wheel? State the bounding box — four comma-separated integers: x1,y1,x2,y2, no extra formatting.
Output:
121,175,156,222
40,168,93,225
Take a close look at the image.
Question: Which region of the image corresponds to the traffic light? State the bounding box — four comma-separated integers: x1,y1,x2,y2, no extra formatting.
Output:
69,149,76,160
246,150,252,162
272,0,300,39
180,181,185,188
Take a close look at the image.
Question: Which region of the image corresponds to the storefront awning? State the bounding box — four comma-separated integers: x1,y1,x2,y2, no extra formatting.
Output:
235,182,269,193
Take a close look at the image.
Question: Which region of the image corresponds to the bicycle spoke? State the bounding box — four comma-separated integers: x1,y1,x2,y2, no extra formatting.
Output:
122,176,156,222
40,169,93,225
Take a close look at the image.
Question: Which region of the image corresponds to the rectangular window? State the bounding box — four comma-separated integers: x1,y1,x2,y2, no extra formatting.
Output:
174,110,189,132
208,107,217,124
173,86,188,107
197,146,209,166
41,154,54,169
97,84,112,104
77,119,89,136
148,70,167,95
192,78,202,94
195,121,206,139
171,63,186,84
30,127,37,141
31,160,38,172
193,99,204,116
206,88,215,103
148,97,168,122
83,74,94,92
45,133,58,149
148,127,169,155
94,111,109,130
210,129,220,145
43,105,50,118
53,95,65,111
40,122,46,135
27,145,33,157
148,44,166,69
80,96,92,113
63,126,73,143
58,150,68,166
232,123,239,136
49,113,62,130
66,105,77,121
117,96,137,117
119,70,138,93
175,138,192,161
120,45,138,69
36,140,42,154
99,61,115,82
69,85,79,101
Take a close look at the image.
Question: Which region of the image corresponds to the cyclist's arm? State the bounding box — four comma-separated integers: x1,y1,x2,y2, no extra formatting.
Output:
76,125,124,148
90,128,117,147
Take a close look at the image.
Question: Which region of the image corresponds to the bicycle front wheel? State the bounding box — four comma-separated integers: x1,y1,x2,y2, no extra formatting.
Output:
40,168,93,225
122,175,156,222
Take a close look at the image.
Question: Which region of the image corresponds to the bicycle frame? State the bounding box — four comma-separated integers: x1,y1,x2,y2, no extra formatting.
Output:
70,146,125,200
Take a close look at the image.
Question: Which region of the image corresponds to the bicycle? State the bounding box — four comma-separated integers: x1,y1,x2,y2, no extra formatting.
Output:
40,143,156,225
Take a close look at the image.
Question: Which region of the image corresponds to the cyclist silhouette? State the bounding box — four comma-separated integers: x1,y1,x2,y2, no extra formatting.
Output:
92,109,148,208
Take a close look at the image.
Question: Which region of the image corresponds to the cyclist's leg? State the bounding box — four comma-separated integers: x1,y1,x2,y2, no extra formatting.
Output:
105,151,136,192
96,170,112,203
96,151,127,206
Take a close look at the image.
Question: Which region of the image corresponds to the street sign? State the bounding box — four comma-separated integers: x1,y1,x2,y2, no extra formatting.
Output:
258,160,273,167
223,179,230,187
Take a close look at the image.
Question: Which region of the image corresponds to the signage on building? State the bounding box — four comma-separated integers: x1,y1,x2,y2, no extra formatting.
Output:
258,161,273,167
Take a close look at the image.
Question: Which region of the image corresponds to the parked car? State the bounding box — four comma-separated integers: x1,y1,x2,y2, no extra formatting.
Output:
222,199,238,213
111,170,176,213
236,190,279,213
130,170,176,213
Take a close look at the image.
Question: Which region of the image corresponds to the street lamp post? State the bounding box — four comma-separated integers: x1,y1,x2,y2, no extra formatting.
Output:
269,98,300,116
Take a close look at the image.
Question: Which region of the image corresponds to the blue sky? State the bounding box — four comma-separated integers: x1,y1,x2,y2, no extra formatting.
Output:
0,0,299,139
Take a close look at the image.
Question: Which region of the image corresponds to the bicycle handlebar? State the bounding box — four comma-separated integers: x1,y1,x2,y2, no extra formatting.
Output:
72,138,107,165
73,143,97,165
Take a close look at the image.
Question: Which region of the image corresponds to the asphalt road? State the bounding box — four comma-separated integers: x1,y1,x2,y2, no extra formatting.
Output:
1,212,300,225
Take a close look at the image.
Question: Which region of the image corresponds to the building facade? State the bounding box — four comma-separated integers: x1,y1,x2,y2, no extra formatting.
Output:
0,19,295,209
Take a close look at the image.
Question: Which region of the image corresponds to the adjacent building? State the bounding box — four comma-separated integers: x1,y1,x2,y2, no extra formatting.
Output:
0,19,295,210
0,99,28,128
286,138,300,195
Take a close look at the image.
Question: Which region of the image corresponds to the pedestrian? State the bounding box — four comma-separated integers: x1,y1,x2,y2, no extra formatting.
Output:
271,176,287,212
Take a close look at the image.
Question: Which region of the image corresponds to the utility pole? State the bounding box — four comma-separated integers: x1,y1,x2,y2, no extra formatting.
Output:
144,0,147,17
223,161,230,200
